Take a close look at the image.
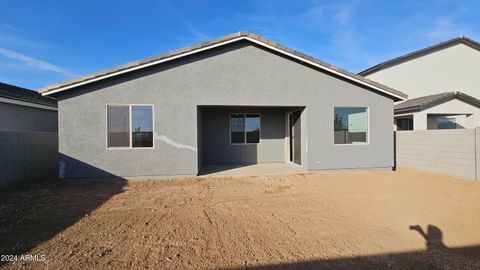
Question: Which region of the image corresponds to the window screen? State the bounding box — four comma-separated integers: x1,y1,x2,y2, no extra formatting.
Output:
132,106,153,147
107,105,130,147
334,107,368,144
230,114,245,144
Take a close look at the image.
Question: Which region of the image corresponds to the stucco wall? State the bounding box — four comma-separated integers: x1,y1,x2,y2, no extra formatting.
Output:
56,41,394,179
0,102,57,132
366,44,480,98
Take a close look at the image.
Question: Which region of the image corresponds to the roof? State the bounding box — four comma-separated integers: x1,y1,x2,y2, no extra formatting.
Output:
0,82,57,108
359,36,480,76
39,31,407,101
394,91,480,114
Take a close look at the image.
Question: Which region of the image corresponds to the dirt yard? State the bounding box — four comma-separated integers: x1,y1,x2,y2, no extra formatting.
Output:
1,168,480,270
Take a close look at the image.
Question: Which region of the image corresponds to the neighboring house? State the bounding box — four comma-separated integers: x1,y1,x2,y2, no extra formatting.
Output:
39,32,407,180
0,82,58,189
394,92,480,130
0,82,57,131
359,36,480,130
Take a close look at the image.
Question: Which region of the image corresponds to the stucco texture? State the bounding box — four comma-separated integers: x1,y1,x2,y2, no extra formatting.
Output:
0,102,57,132
56,41,394,179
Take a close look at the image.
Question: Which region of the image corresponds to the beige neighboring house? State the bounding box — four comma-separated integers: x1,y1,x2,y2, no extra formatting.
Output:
393,92,480,130
359,36,480,130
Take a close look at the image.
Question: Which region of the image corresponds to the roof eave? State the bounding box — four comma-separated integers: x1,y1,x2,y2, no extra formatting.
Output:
40,34,407,101
394,91,480,114
359,36,480,76
394,107,421,114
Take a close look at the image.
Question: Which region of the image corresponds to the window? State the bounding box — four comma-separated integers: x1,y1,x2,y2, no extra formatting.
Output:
397,118,413,131
132,106,154,147
107,105,130,147
230,113,260,144
107,105,154,148
334,107,368,144
437,117,456,129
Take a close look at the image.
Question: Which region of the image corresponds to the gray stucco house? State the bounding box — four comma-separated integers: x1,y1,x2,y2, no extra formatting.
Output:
39,32,407,180
0,82,57,132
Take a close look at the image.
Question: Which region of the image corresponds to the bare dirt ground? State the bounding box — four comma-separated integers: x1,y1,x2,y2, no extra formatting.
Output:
1,168,480,270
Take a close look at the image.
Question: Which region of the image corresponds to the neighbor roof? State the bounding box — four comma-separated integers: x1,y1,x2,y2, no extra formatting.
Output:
394,91,480,114
359,36,480,76
39,31,407,101
0,82,57,108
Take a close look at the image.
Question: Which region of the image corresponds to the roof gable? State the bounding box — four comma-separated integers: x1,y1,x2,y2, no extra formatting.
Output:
394,91,480,113
39,32,407,101
360,36,480,76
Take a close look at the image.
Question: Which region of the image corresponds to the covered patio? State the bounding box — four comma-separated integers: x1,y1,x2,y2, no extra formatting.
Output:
197,105,305,175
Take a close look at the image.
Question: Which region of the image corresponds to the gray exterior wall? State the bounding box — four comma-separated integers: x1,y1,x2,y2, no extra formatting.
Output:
0,102,57,132
395,129,480,181
56,41,394,179
0,131,58,189
200,106,290,165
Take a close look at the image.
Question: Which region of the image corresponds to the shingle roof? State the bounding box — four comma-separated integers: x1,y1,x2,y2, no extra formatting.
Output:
0,82,57,107
39,31,407,100
394,91,480,113
359,36,480,76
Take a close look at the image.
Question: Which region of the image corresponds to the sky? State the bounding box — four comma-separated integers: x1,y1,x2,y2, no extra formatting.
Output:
1,0,479,90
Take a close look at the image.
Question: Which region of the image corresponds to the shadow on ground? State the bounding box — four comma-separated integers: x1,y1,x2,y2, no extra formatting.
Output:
198,164,257,175
0,159,126,267
224,225,480,270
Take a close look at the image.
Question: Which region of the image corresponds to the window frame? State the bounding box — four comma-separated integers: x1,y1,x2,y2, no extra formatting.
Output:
333,106,370,146
106,104,155,149
229,113,262,145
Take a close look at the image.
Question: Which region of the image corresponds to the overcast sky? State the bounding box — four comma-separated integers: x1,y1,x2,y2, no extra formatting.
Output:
1,0,479,90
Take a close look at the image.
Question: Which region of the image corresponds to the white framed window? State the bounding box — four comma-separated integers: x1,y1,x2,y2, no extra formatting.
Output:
334,107,368,145
107,104,154,149
230,113,261,144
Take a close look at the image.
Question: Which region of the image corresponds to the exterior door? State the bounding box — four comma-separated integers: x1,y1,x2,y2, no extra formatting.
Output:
289,110,301,165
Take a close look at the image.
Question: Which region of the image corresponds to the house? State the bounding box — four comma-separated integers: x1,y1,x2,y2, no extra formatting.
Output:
394,92,480,130
39,32,407,180
0,82,57,131
359,36,480,130
0,82,58,189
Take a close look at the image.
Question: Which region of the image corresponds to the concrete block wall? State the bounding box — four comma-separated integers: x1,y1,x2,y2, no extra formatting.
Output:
395,128,479,181
0,131,58,189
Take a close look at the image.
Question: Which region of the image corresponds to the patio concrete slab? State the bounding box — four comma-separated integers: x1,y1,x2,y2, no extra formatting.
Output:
198,162,305,177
